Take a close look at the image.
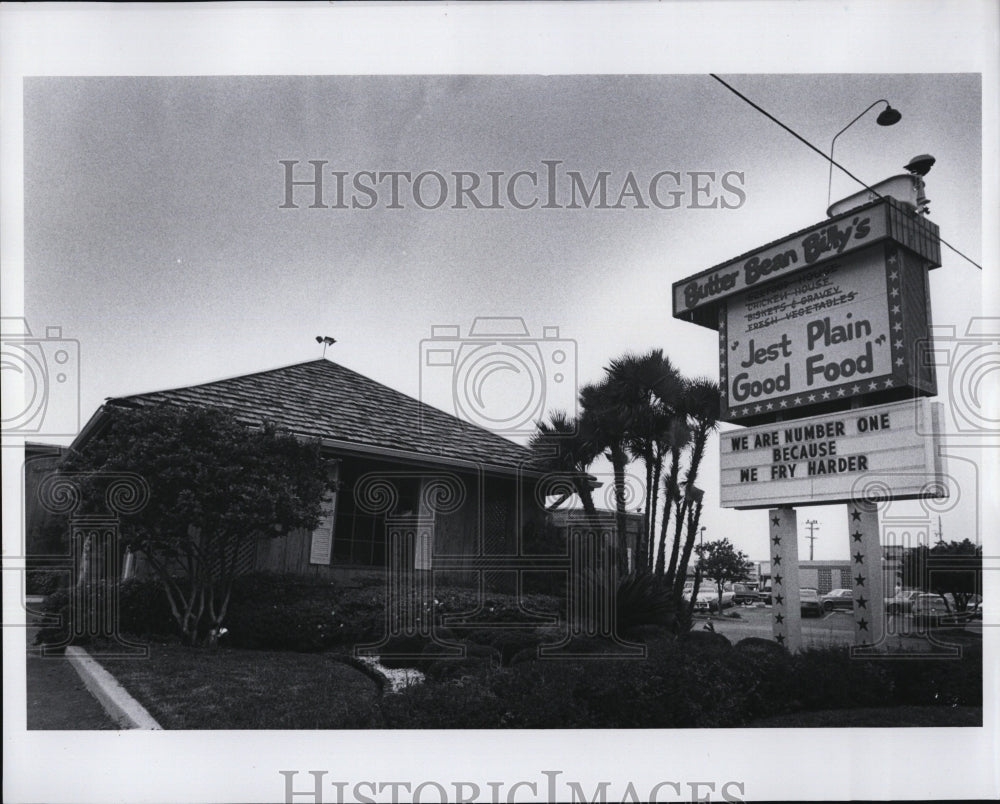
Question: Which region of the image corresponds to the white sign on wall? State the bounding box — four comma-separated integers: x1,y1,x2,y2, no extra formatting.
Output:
719,398,944,509
721,247,894,418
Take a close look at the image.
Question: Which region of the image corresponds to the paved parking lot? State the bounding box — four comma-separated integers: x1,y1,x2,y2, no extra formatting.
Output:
695,604,978,649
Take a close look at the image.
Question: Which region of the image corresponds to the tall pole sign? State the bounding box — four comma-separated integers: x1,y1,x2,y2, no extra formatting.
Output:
673,195,945,650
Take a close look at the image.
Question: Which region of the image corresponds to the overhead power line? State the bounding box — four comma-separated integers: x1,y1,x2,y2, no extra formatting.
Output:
709,74,982,272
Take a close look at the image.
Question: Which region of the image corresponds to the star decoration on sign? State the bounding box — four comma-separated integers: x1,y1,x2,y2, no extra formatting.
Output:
775,633,785,645
896,357,905,367
852,530,863,542
807,394,817,402
851,511,862,522
837,388,846,397
772,515,780,526
774,594,784,605
851,385,862,394
856,595,868,609
774,574,783,585
779,399,788,408
855,574,865,586
857,618,869,631
772,534,781,545
888,254,897,265
822,391,831,400
775,613,784,624
884,379,894,388
853,551,865,564
868,381,879,391
891,304,901,314
889,269,899,279
773,554,782,566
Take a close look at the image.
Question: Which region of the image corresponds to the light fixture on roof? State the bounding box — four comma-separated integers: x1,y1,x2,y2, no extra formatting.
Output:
904,153,936,177
827,99,902,210
315,335,337,357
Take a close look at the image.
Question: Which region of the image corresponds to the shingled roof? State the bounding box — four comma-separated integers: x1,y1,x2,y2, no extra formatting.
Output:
99,359,535,475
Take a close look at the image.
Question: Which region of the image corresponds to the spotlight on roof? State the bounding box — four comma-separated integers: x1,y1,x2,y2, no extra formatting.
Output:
905,154,936,177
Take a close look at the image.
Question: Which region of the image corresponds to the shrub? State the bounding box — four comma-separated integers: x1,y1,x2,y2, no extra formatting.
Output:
380,677,505,729
789,648,894,710
25,569,68,597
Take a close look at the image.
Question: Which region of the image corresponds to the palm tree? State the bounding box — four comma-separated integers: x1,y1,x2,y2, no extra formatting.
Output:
654,415,691,577
529,410,602,528
604,349,685,572
666,377,721,602
579,379,633,575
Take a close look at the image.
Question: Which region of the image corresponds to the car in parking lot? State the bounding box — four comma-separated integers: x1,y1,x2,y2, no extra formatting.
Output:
820,588,854,612
884,589,921,615
911,592,981,626
732,583,760,605
800,588,823,617
693,584,735,611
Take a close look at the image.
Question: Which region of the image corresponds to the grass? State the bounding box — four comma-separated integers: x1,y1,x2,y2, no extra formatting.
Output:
98,641,381,729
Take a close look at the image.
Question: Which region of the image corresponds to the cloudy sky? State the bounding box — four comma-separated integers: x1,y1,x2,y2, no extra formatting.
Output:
22,72,984,561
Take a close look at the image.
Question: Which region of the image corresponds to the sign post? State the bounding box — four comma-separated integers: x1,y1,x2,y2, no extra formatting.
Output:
847,500,885,649
769,507,802,652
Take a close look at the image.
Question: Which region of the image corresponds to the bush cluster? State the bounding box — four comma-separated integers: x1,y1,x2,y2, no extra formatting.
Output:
380,635,983,728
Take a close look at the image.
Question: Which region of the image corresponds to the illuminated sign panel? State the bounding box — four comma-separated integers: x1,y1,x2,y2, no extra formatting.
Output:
720,246,894,419
719,398,944,509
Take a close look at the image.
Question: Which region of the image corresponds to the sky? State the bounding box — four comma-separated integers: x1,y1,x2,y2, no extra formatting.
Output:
19,72,984,563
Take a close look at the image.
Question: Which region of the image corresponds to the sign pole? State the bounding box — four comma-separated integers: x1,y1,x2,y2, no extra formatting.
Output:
769,506,802,652
846,499,885,649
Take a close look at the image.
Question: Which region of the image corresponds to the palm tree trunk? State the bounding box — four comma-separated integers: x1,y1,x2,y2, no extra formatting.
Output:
648,450,663,572
611,449,629,576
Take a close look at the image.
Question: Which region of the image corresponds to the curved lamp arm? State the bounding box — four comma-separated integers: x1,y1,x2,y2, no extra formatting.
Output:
827,99,895,210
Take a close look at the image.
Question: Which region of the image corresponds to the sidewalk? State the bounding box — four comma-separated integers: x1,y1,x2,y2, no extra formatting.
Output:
25,622,118,730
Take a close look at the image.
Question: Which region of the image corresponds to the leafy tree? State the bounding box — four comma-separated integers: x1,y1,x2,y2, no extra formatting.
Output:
694,538,753,614
901,539,982,614
61,404,332,646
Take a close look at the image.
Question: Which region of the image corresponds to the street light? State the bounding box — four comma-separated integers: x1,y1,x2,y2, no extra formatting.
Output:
699,526,707,548
827,100,902,211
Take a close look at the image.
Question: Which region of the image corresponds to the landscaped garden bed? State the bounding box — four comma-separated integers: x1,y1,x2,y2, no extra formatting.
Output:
39,572,981,729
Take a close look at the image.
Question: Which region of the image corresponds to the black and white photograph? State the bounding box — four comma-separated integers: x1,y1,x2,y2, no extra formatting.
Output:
2,3,997,802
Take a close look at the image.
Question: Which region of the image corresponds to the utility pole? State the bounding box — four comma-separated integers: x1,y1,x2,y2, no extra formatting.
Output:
804,519,820,561
934,515,944,545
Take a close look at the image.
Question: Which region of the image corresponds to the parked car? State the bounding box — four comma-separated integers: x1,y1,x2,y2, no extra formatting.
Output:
732,583,759,605
820,588,854,612
911,592,952,626
911,592,980,626
693,585,735,611
884,589,921,615
800,588,823,617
